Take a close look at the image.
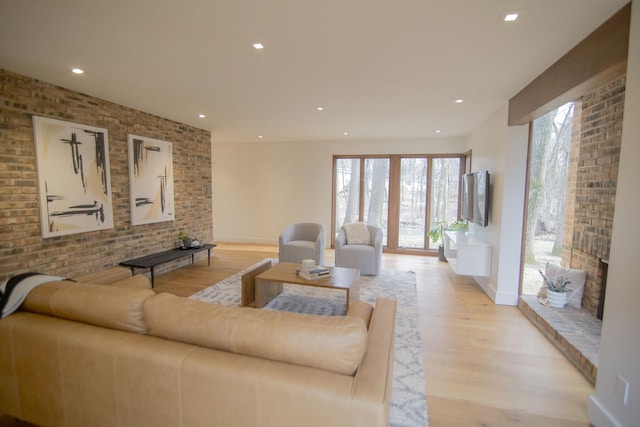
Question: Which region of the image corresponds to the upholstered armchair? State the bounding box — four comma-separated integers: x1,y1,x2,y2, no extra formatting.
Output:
335,223,383,276
278,223,326,265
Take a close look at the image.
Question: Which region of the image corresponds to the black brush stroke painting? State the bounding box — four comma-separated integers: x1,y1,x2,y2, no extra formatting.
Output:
128,135,174,225
33,116,114,237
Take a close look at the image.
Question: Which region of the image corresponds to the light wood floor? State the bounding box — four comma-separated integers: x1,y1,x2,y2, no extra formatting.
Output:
1,243,595,427
154,243,595,427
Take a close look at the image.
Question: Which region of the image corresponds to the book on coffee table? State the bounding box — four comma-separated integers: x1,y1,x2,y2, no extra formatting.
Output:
296,266,331,280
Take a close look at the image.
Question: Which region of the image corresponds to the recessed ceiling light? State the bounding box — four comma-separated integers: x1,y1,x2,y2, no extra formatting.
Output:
316,106,324,111
198,114,206,118
504,13,519,22
71,68,85,74
435,130,441,133
455,99,464,104
343,132,349,136
253,43,264,49
258,135,263,139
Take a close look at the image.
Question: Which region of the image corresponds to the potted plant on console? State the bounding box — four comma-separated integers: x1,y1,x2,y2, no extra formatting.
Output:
428,221,469,262
178,231,192,248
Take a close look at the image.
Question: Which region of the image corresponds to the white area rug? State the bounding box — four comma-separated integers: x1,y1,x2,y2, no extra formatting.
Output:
191,259,428,427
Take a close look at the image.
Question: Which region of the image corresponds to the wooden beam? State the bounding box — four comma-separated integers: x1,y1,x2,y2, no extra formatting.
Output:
509,3,631,126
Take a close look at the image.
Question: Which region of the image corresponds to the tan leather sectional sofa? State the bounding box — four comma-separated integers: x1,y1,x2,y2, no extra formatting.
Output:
0,272,396,427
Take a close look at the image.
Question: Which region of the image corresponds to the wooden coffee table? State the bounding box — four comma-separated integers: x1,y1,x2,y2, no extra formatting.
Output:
248,262,360,309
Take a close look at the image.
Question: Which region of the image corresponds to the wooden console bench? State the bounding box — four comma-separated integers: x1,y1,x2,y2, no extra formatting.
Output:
120,244,216,287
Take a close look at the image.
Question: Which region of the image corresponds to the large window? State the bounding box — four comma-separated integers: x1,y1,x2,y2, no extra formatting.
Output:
333,154,464,253
521,102,575,294
364,158,390,245
399,158,428,248
335,158,361,226
429,158,461,249
334,157,389,246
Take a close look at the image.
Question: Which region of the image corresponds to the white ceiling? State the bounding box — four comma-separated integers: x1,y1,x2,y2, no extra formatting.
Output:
0,0,629,144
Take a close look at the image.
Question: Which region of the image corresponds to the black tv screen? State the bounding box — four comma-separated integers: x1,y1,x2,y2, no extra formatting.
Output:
473,171,490,227
461,173,473,222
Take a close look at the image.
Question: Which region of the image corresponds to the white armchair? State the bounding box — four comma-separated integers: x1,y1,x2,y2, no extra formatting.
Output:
278,223,326,265
335,223,383,276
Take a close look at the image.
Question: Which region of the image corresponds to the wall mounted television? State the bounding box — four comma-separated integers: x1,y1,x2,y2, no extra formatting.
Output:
461,173,473,222
461,170,490,227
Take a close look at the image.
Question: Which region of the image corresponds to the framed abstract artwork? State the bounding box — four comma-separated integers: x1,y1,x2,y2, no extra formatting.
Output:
128,134,175,225
32,116,114,238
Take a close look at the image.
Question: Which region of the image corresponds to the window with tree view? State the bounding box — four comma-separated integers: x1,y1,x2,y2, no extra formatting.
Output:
333,154,464,253
429,158,461,249
521,102,575,295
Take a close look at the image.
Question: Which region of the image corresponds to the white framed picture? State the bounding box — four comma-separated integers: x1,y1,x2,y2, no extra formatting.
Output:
128,134,175,225
32,116,114,238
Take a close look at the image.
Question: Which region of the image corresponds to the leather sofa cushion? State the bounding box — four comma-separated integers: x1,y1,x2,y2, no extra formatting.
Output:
144,293,369,375
346,301,374,328
21,281,155,334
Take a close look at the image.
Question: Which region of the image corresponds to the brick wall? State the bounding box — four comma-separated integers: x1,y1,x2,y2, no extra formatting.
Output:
0,69,212,282
561,100,582,263
562,75,625,317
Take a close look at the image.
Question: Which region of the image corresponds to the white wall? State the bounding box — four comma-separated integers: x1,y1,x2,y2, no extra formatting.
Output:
588,1,640,425
496,124,529,305
464,105,529,305
212,137,466,245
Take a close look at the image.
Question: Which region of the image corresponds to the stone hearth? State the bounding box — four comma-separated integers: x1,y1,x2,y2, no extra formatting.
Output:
519,295,601,384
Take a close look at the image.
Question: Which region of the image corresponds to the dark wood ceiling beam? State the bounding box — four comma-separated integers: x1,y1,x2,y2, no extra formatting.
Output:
508,3,631,125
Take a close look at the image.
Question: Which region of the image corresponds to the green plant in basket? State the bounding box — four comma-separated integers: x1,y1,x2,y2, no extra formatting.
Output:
178,231,193,247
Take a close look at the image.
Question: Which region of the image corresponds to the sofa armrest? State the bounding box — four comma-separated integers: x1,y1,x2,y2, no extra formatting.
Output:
351,297,396,423
334,228,347,249
279,225,294,246
370,226,383,273
369,226,383,250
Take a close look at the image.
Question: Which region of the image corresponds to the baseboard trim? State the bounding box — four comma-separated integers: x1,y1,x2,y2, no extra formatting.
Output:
214,236,278,245
473,276,518,306
474,276,495,300
588,395,621,427
493,292,519,306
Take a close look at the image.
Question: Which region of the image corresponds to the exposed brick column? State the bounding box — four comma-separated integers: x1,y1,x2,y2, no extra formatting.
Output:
569,75,625,317
561,101,582,266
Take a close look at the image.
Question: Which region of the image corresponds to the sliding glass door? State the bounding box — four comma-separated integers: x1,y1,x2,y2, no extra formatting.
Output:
399,158,428,248
335,158,360,227
429,157,461,249
363,158,389,245
333,154,464,253
334,157,389,246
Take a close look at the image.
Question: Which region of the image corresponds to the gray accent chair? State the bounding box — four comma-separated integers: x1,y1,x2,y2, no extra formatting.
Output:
278,223,326,265
335,224,383,276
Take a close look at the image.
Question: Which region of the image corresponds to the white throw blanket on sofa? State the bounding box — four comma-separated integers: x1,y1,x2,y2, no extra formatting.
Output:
0,273,65,318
